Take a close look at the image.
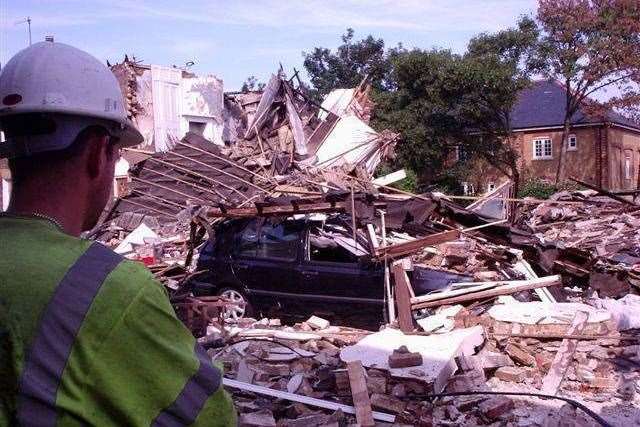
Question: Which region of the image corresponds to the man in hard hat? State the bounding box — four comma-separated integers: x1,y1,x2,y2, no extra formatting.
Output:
0,41,235,426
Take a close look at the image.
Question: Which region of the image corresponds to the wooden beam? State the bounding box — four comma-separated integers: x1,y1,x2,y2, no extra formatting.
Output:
366,224,379,253
222,378,395,423
392,261,417,334
375,229,460,260
410,282,499,305
346,361,375,426
541,311,589,395
130,189,186,209
131,176,209,204
177,141,273,184
142,167,229,201
569,176,637,206
411,275,562,310
205,201,387,218
119,198,177,217
145,157,246,200
166,150,267,193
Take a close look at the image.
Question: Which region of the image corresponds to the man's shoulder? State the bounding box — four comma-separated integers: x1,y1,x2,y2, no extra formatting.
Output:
98,255,170,314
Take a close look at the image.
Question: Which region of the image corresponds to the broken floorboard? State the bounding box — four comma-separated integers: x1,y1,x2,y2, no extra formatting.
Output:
540,311,590,395
222,378,396,423
411,275,562,310
346,360,375,426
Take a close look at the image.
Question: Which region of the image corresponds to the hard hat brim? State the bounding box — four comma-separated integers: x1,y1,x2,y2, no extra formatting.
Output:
0,104,144,148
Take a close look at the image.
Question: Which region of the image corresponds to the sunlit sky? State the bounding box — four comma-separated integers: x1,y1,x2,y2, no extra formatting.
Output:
1,0,537,91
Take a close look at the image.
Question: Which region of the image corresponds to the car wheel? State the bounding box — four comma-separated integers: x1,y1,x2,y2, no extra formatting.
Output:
218,287,253,321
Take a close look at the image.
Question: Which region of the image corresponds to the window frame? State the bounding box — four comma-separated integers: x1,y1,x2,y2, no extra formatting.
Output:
624,151,633,181
567,134,577,151
532,137,553,160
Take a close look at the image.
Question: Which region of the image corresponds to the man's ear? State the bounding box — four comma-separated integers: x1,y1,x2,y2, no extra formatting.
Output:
86,135,110,179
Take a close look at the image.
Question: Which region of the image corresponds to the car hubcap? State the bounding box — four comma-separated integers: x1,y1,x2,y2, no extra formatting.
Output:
220,289,247,321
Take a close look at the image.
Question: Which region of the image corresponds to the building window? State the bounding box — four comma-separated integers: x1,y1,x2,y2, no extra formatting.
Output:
533,137,552,160
454,145,470,162
189,121,206,136
624,151,633,180
567,134,577,151
462,182,475,195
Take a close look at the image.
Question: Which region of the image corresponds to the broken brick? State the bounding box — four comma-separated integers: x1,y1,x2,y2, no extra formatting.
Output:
478,396,514,421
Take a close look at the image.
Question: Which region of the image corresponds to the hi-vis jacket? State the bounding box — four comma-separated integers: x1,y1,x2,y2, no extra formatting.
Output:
0,217,236,426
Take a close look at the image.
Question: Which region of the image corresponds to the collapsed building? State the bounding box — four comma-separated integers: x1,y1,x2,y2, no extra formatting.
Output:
92,63,640,426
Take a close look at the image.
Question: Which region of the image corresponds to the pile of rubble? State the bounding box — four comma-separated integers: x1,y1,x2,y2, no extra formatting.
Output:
514,189,640,298
201,302,639,427
93,67,640,426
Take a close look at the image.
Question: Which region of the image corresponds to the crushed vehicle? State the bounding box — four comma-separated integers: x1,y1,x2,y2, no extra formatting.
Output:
188,215,471,322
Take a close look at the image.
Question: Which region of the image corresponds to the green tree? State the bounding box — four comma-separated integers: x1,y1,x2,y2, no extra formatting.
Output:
302,28,395,99
374,18,538,193
240,76,265,92
534,0,640,184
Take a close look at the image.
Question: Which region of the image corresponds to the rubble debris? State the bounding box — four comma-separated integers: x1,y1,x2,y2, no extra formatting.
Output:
388,346,423,368
346,360,375,426
541,311,590,394
305,315,331,330
340,326,484,393
95,66,640,427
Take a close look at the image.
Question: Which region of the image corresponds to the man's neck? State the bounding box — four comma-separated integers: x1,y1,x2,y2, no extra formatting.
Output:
8,185,87,237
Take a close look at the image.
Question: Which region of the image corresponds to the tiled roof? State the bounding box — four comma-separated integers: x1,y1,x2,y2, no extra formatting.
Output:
511,79,640,131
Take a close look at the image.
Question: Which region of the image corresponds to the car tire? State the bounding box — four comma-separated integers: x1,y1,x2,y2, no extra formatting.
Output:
217,287,254,321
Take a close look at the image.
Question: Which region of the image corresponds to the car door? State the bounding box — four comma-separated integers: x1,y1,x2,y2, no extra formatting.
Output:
231,218,304,306
295,227,384,310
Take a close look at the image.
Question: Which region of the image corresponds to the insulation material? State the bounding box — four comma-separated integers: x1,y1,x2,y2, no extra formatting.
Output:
114,223,158,254
592,294,640,330
318,88,355,120
488,302,611,325
315,116,384,174
182,76,223,120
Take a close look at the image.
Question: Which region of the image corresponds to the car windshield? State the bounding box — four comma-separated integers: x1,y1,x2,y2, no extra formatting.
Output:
237,219,301,260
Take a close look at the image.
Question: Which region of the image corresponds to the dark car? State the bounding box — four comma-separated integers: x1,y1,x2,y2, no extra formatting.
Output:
190,216,472,322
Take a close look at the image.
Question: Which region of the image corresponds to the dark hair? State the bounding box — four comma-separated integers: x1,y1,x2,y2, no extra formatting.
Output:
7,121,112,183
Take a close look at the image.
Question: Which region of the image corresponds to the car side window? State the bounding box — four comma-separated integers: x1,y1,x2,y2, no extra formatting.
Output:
237,220,300,261
308,233,359,264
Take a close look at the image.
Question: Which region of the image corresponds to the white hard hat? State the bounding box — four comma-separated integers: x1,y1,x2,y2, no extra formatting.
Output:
0,41,143,158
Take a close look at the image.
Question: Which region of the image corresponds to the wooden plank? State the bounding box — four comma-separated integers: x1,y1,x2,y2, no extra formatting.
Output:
284,86,308,157
569,176,637,206
244,74,280,139
223,378,395,423
411,275,562,310
206,201,387,218
410,282,499,305
392,262,416,334
372,169,407,187
346,361,375,426
541,311,590,395
366,224,379,253
376,229,460,260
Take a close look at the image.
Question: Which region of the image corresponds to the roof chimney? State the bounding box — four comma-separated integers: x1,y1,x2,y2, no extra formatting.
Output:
45,35,54,43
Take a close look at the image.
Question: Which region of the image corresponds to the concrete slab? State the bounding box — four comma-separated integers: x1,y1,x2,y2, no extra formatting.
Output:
488,302,610,325
339,326,484,393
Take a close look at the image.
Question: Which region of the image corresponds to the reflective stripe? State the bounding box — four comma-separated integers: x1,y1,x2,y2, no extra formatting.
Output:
16,243,123,427
152,344,222,427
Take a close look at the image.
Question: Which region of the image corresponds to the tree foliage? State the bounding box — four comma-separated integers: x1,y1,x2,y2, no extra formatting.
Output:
534,0,640,183
240,76,265,92
373,18,538,191
302,28,396,99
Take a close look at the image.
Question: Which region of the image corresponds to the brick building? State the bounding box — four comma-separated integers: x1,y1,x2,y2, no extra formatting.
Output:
466,80,640,193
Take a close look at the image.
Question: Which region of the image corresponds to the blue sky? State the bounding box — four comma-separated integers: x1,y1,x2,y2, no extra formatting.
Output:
0,0,537,91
